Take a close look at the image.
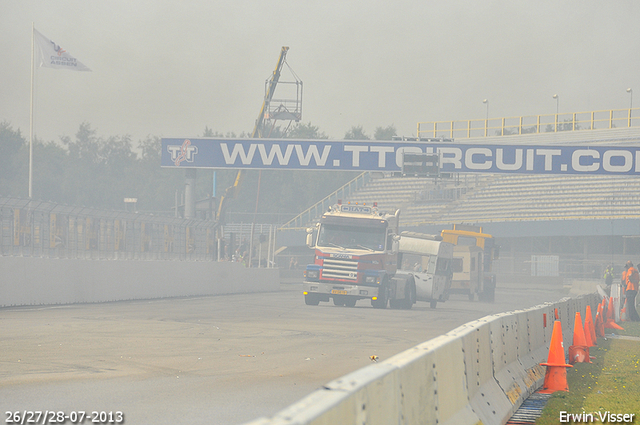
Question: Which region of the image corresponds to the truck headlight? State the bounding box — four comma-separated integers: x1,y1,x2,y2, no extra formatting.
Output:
365,275,376,284
306,270,320,280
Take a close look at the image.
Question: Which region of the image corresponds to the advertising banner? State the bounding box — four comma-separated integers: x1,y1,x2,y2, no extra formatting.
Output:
161,138,640,175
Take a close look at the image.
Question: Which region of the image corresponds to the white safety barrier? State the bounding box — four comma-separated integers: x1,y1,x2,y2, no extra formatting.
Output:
244,293,600,425
0,257,279,307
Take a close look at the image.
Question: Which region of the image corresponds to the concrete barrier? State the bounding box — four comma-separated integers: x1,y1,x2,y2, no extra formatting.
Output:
486,312,531,421
0,257,279,307
454,319,506,425
244,292,601,425
569,279,601,295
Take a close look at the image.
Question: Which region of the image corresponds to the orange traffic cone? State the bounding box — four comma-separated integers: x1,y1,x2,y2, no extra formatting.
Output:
569,312,590,364
554,308,559,320
540,320,573,393
620,298,628,322
604,297,624,330
585,305,597,346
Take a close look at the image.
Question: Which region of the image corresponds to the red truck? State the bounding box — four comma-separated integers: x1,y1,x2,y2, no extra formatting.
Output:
302,202,415,309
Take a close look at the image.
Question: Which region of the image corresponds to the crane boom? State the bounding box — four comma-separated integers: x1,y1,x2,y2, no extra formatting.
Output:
253,46,289,138
216,46,291,223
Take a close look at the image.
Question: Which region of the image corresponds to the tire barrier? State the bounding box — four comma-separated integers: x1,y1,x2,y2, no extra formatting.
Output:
0,256,280,307
244,293,600,425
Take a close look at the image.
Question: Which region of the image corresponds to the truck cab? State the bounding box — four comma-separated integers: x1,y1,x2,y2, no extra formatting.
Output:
303,202,412,309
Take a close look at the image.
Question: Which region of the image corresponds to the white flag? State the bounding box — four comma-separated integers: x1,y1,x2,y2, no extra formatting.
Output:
34,28,91,72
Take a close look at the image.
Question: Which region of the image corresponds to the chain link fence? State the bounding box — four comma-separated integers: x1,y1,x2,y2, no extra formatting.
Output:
220,222,278,267
1,197,219,261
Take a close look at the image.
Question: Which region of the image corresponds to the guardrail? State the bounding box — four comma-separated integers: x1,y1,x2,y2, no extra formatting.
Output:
244,293,599,425
279,172,371,229
417,107,639,139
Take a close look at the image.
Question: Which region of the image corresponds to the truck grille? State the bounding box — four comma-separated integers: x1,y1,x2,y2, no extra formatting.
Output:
322,258,358,281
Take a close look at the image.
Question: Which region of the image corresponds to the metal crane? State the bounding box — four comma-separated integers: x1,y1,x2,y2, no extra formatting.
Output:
253,46,290,138
216,46,301,223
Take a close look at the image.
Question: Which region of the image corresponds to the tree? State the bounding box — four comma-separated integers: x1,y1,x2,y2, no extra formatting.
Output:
374,125,397,140
261,125,287,139
0,121,27,196
0,119,361,221
202,126,216,137
56,123,140,208
544,119,581,133
32,140,69,202
286,122,328,139
344,125,369,140
136,135,185,212
202,126,237,138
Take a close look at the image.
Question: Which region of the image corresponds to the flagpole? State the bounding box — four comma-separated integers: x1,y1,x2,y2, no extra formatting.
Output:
29,22,34,199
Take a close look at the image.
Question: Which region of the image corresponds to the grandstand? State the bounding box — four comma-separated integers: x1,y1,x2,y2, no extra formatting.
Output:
280,126,640,231
347,173,497,225
285,171,640,283
277,125,640,282
345,173,640,226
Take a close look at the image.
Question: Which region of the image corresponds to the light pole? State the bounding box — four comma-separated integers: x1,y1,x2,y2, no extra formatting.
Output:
553,94,559,131
483,99,489,136
627,88,633,127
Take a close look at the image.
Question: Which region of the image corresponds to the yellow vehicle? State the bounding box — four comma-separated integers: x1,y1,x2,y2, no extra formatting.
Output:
441,224,498,302
450,245,483,301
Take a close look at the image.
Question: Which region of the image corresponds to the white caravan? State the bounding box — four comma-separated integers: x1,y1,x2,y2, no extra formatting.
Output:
395,231,454,308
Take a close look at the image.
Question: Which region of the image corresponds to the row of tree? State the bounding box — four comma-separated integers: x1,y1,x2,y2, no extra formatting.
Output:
0,121,397,222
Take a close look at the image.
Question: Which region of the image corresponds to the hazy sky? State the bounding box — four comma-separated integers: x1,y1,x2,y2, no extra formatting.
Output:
1,1,639,144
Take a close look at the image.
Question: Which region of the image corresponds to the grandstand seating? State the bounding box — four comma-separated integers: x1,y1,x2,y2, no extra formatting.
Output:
344,173,640,225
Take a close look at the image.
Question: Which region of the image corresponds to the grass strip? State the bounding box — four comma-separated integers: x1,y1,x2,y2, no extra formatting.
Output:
536,321,640,424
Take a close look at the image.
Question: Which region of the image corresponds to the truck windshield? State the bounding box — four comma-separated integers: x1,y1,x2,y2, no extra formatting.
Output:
400,253,435,273
317,224,386,251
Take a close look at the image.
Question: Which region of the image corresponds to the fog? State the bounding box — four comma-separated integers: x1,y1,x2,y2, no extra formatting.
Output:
1,1,639,143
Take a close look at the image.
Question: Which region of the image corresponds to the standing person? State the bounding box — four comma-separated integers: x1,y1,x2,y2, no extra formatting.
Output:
604,265,613,286
624,261,640,321
621,262,630,293
603,265,614,296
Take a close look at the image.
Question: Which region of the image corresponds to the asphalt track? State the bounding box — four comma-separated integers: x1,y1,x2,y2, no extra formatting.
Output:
0,282,568,425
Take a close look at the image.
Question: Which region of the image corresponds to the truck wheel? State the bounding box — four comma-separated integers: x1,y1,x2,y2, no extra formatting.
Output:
305,294,320,306
400,281,416,310
430,300,437,309
344,298,357,307
482,285,495,303
372,282,389,309
481,278,496,303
